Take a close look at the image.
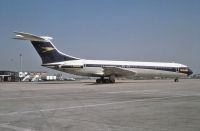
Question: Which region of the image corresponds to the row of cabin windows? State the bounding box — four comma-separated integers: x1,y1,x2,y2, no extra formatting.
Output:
84,64,179,72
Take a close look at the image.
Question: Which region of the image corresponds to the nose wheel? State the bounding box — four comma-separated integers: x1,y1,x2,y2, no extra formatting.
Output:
174,78,179,82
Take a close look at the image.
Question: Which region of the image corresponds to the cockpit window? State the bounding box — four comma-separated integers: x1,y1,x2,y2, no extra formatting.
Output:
179,67,189,72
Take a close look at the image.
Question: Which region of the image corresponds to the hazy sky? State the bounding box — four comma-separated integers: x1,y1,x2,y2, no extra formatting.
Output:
0,0,200,74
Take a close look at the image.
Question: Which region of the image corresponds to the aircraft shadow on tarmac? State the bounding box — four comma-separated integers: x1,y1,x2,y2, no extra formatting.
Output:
31,80,173,85
83,80,170,85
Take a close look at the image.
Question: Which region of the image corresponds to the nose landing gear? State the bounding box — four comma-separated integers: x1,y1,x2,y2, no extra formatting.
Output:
174,77,179,82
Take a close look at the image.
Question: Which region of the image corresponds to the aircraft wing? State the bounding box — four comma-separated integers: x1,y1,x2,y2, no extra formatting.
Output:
103,66,136,77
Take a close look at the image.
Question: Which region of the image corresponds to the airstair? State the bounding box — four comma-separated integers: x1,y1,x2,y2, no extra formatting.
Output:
19,72,46,82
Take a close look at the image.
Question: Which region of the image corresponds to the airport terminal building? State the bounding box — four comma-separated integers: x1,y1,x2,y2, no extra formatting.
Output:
0,70,19,82
0,70,61,82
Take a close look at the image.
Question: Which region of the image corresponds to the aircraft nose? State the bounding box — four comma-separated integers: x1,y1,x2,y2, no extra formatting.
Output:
188,68,193,76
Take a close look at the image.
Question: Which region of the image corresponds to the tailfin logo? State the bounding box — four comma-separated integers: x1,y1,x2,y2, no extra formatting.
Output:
41,47,55,53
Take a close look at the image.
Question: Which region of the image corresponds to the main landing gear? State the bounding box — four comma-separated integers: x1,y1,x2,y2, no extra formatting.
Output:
96,76,115,84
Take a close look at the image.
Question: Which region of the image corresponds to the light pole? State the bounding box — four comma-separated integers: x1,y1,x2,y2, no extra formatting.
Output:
19,53,22,72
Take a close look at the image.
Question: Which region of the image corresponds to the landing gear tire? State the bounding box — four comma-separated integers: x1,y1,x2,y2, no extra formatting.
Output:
96,76,115,84
96,79,102,84
174,78,179,82
109,75,115,83
103,79,110,83
109,79,115,83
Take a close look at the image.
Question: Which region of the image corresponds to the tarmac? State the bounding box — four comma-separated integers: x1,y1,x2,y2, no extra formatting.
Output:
0,79,200,131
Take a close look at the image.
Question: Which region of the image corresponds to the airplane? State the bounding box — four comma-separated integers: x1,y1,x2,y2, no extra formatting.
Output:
14,32,193,83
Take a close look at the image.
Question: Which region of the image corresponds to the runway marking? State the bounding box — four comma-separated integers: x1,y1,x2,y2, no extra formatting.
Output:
0,123,35,131
0,95,186,116
0,90,158,100
104,90,159,94
0,94,67,101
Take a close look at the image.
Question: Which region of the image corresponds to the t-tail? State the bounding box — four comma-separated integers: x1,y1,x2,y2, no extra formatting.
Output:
14,32,79,64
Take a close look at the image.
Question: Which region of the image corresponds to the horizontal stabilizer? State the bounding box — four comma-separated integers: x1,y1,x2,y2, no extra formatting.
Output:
13,32,53,42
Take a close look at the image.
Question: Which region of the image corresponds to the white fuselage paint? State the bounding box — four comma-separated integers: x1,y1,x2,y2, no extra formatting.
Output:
45,59,188,78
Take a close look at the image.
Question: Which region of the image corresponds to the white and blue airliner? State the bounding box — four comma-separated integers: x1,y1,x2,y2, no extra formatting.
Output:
14,32,193,83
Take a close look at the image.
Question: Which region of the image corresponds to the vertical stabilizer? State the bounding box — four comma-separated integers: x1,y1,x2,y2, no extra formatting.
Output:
14,32,79,64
